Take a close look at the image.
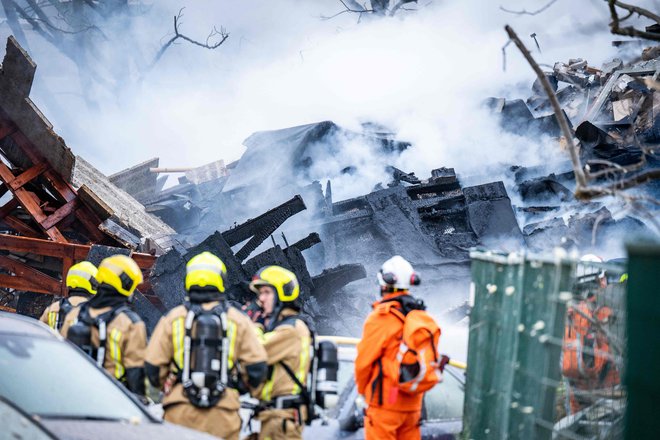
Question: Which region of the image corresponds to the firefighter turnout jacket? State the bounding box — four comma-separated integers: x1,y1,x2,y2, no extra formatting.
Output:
257,308,312,439
60,304,147,394
144,301,267,439
39,295,88,330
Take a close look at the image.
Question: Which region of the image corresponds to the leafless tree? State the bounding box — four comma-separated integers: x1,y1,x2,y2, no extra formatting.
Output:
0,2,229,107
322,0,419,21
151,8,229,68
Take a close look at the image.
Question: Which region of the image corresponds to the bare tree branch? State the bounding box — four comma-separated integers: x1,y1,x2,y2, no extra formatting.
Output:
505,24,660,204
500,0,559,16
390,0,417,16
152,8,229,68
610,0,660,24
577,169,660,199
323,0,419,20
321,0,373,20
505,25,588,189
585,157,646,180
608,0,660,42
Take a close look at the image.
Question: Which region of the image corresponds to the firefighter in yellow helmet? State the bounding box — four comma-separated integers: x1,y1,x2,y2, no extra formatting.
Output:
144,252,268,440
250,266,313,440
39,261,98,330
60,255,147,395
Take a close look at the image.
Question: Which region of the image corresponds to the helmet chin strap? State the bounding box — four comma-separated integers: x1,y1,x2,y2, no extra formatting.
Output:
381,286,408,295
267,302,285,332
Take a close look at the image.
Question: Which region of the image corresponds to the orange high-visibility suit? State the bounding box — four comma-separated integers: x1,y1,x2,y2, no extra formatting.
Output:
563,302,620,413
355,292,423,440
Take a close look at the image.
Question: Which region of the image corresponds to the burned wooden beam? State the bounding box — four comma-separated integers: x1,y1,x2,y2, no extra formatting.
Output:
0,255,60,294
222,195,307,261
312,264,367,301
287,232,321,253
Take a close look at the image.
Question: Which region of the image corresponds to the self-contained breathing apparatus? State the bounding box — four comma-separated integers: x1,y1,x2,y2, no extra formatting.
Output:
54,297,74,331
271,315,340,424
180,302,231,408
66,302,127,368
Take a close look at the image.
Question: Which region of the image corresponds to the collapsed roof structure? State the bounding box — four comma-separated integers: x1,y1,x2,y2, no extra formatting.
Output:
1,35,658,336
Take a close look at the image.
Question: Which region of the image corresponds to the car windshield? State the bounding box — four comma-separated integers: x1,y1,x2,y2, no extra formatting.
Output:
0,334,146,422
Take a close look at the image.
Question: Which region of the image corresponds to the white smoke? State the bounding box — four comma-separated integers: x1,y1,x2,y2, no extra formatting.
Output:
4,0,655,185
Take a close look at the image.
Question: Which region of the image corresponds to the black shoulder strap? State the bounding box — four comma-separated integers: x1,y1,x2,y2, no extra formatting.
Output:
278,360,311,404
380,295,426,316
77,302,95,326
120,308,142,324
273,313,316,334
272,314,299,330
87,305,130,328
60,297,72,313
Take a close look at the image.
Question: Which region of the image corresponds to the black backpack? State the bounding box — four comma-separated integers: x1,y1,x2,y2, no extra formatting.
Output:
272,315,339,425
66,302,130,368
180,302,230,408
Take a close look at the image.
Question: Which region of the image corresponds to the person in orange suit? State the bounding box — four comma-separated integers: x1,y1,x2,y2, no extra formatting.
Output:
355,256,447,440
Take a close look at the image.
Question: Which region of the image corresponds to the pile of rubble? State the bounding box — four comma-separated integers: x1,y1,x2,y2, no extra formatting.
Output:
0,35,523,334
2,35,658,336
487,45,660,253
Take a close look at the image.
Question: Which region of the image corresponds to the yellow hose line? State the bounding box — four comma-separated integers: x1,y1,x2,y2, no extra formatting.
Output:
318,335,467,370
448,359,467,370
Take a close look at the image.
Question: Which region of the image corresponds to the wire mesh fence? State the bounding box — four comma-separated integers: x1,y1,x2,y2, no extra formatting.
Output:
464,250,626,440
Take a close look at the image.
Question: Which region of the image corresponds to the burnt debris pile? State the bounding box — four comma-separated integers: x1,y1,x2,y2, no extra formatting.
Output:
1,35,658,335
487,47,660,254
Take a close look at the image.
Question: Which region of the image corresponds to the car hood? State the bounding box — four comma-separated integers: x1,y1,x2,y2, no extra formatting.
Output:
41,419,218,440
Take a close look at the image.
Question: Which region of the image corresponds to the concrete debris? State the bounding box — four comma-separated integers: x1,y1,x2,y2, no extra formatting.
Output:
72,156,176,252
109,157,162,204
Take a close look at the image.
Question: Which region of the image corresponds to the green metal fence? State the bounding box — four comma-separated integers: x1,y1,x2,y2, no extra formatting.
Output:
624,243,660,440
464,250,626,440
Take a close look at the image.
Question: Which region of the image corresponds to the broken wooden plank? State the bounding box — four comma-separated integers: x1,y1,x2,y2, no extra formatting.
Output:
3,215,40,237
613,99,633,121
583,65,660,122
77,184,113,221
41,198,78,230
7,161,48,191
0,255,60,293
0,233,156,269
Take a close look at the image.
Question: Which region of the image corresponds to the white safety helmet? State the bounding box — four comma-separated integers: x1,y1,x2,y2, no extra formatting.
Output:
377,255,420,291
579,254,605,279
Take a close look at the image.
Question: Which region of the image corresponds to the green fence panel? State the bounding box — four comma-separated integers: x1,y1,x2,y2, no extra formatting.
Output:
464,250,625,440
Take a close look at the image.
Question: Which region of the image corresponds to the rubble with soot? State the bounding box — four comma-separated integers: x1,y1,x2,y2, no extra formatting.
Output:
2,36,658,337
110,121,522,334
487,46,660,254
